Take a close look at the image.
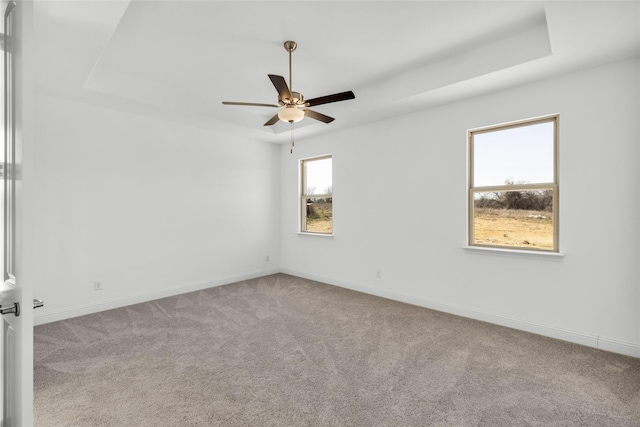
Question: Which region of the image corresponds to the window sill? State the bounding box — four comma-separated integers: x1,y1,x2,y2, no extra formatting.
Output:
296,232,334,238
462,246,564,261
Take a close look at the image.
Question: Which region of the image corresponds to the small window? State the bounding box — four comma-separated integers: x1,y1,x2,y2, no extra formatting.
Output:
300,155,332,234
469,115,559,252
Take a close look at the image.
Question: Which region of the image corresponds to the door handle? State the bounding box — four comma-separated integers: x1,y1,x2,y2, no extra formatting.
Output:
0,299,43,316
0,301,19,316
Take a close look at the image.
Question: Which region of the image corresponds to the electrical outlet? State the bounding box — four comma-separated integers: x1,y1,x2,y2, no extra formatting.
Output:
376,270,382,279
93,281,102,291
265,255,270,262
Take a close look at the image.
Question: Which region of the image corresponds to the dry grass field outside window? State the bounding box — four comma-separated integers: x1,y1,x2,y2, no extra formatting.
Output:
473,207,553,249
305,200,332,233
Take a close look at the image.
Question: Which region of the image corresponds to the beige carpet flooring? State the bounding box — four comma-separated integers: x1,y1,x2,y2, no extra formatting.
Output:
34,273,640,426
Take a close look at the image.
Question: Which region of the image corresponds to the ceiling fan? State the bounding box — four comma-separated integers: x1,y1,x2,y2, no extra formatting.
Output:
222,40,355,152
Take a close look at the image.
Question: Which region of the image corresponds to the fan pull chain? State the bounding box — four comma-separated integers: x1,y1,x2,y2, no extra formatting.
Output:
290,122,295,154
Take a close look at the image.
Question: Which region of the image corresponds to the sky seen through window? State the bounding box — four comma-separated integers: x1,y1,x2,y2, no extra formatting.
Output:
473,121,554,187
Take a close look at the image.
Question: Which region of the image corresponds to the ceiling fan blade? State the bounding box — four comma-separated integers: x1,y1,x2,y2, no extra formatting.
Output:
222,101,279,108
306,91,355,107
268,74,293,103
304,109,335,124
263,113,280,126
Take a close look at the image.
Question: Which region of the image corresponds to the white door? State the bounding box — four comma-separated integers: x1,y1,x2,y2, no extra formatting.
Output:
1,1,35,426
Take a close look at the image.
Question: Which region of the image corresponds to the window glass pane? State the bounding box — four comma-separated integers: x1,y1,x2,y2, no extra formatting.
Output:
305,197,332,233
473,121,554,187
473,189,554,250
306,158,332,195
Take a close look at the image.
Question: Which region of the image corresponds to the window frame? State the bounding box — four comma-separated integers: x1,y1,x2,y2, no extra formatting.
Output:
468,115,559,252
300,154,333,235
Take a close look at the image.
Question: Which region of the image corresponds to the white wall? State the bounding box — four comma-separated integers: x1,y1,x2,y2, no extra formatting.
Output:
280,58,640,357
33,96,280,323
31,8,639,359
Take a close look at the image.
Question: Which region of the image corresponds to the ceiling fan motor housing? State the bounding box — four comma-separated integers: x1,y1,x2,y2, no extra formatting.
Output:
279,91,305,106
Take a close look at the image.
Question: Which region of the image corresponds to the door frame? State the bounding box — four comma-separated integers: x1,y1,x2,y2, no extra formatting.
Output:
1,0,35,425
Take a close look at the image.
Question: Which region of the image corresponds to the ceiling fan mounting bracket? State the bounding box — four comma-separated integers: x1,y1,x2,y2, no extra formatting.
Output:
283,40,297,53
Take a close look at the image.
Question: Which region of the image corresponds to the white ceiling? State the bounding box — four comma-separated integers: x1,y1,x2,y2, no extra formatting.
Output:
34,0,640,143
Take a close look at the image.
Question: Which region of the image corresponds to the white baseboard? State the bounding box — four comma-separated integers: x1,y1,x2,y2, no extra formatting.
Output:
34,268,281,326
281,268,640,359
597,336,640,358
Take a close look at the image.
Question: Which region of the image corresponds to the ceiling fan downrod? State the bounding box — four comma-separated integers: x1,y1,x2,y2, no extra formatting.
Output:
284,40,297,92
284,41,298,153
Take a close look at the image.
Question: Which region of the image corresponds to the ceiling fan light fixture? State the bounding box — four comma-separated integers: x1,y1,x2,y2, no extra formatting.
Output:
278,106,304,123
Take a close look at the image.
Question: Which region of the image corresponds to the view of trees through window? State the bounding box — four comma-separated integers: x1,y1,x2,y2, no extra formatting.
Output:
473,185,554,250
305,195,332,233
301,156,332,234
470,117,558,251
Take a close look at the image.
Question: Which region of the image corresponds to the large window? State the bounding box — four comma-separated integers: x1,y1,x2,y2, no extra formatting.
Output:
300,155,332,234
468,115,559,252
